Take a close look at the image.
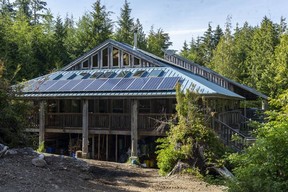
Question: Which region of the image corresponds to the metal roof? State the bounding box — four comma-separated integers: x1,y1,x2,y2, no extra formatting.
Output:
18,67,244,99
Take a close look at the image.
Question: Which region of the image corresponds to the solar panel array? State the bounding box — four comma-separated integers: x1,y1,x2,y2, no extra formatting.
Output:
29,76,180,92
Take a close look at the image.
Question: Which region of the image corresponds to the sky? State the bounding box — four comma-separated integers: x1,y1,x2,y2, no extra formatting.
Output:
46,0,288,51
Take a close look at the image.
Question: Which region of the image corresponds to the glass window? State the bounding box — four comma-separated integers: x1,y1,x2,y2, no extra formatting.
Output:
82,60,89,69
112,47,119,67
133,70,147,77
117,71,131,78
123,52,130,66
133,56,140,66
92,53,99,68
102,47,109,67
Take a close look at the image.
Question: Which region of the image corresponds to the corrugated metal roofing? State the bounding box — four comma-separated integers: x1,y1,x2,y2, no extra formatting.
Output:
18,67,244,99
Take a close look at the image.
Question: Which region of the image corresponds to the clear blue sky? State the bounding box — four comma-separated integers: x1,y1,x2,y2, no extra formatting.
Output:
47,0,288,51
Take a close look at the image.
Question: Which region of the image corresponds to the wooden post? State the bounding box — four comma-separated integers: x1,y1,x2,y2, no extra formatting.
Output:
115,135,118,162
106,134,109,160
262,100,268,110
39,100,45,147
92,135,95,159
130,99,138,157
98,134,100,159
82,99,89,159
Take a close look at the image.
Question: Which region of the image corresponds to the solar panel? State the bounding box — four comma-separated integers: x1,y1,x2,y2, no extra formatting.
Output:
85,79,107,91
45,80,69,91
71,79,94,91
127,78,149,90
36,80,57,91
112,78,135,90
158,77,180,90
98,79,121,91
58,79,82,91
142,77,164,90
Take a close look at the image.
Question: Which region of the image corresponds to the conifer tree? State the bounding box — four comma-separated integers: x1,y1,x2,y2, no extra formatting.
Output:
114,0,134,45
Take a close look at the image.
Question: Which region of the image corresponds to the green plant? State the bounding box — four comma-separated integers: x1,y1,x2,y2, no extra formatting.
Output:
37,141,45,153
156,85,227,176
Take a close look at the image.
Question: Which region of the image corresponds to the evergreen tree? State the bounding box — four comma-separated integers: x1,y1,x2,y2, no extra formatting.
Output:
180,40,189,58
200,23,214,66
52,16,70,68
209,16,236,79
247,16,279,95
114,0,134,45
73,0,113,56
146,26,172,57
134,18,147,50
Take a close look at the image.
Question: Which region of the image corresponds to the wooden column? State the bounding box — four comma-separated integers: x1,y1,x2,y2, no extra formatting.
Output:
39,100,45,146
92,135,95,159
106,134,109,160
130,99,138,157
262,100,268,110
82,99,89,159
115,135,118,162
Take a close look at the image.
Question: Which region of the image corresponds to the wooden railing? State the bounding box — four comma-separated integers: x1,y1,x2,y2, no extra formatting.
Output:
46,113,82,128
138,113,172,131
31,112,172,132
218,110,241,129
213,118,256,151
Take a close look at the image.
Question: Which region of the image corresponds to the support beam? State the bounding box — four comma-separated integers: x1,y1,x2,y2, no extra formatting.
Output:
92,135,95,159
115,135,118,162
130,99,138,157
98,134,100,159
106,134,109,160
82,99,89,158
39,101,45,146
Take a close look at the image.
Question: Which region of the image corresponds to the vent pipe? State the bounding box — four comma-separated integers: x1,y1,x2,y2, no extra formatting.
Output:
133,28,138,50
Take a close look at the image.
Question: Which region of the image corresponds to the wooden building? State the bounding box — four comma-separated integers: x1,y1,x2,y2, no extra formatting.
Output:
19,39,267,162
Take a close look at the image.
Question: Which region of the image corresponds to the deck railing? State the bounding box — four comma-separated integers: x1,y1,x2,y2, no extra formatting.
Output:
27,112,172,132
213,118,255,151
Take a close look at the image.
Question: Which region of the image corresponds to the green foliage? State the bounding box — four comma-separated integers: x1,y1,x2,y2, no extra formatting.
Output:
0,65,31,146
228,120,288,191
37,141,45,153
228,91,288,191
156,85,226,175
146,27,172,57
114,0,134,45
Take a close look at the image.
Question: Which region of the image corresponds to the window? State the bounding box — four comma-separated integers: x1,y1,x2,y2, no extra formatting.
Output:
82,60,89,69
99,72,116,78
133,70,147,77
133,56,140,66
123,52,130,66
92,53,99,68
117,71,131,78
90,72,103,79
102,47,109,67
112,47,119,67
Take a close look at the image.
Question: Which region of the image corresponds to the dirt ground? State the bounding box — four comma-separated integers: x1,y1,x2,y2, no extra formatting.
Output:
0,148,227,192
